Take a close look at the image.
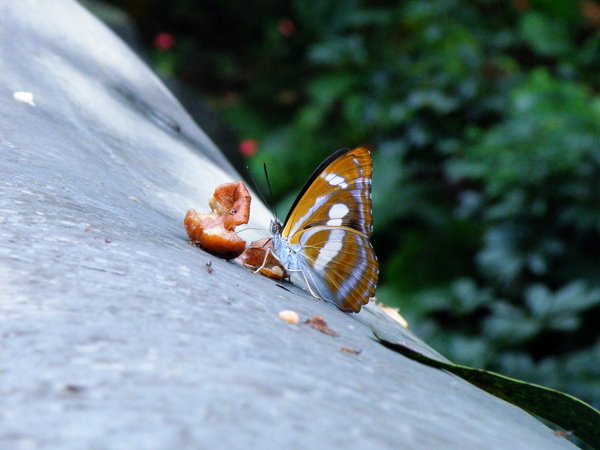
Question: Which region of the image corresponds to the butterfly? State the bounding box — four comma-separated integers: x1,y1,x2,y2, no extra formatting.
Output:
270,147,379,313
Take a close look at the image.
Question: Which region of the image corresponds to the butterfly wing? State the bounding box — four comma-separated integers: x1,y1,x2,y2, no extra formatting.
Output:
282,147,373,238
279,147,378,312
292,225,378,312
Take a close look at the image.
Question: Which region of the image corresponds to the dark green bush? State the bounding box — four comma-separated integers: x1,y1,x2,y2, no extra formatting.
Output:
106,0,600,409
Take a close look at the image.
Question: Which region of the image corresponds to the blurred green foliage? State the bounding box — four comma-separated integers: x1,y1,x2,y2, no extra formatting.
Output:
106,0,600,409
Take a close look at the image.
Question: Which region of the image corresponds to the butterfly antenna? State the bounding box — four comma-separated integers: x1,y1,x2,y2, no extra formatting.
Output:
245,165,277,220
263,162,278,220
244,165,267,205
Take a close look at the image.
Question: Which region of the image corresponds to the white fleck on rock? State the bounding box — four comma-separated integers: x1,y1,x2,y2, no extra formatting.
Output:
13,91,36,106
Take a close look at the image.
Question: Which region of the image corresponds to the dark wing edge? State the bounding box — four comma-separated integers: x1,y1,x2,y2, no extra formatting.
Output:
283,148,351,225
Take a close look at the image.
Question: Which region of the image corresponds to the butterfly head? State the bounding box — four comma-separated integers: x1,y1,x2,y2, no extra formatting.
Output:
270,219,283,236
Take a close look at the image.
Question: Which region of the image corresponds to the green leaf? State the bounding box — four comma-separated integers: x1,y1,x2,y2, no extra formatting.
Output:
306,73,359,106
524,282,600,329
308,36,368,66
519,11,572,57
374,330,600,449
547,314,580,332
449,278,492,314
482,302,540,345
552,281,600,314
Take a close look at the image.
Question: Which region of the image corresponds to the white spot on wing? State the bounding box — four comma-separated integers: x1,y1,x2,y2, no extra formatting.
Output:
323,172,348,189
326,203,349,226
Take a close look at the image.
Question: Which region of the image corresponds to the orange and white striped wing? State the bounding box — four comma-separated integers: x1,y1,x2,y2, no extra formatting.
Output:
291,225,378,312
272,147,378,313
282,147,373,238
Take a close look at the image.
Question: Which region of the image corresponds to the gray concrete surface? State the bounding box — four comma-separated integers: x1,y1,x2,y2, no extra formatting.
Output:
0,1,575,448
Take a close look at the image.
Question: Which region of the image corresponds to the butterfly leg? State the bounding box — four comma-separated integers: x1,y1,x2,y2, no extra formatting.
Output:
282,267,323,301
253,245,274,274
300,270,322,300
250,245,291,282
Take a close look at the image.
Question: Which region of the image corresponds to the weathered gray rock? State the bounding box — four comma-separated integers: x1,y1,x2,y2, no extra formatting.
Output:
0,1,575,448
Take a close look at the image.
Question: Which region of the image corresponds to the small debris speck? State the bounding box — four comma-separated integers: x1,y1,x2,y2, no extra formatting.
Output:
340,347,362,355
279,310,300,324
305,315,339,337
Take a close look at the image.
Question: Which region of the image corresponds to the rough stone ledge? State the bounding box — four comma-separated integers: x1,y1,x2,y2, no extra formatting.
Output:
0,1,575,448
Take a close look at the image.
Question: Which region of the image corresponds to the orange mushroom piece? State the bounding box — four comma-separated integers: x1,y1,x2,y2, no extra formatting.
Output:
184,182,251,260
